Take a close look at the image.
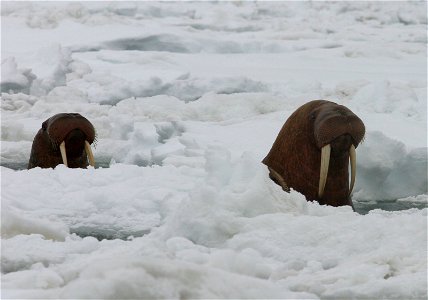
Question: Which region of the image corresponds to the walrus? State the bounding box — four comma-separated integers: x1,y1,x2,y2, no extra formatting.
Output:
28,113,96,169
263,100,365,208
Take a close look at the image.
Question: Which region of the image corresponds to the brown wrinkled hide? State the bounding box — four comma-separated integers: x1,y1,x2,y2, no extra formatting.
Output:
263,100,365,208
28,113,96,169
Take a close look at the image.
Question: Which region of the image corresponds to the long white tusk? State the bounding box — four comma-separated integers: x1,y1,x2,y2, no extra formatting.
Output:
85,141,95,167
59,141,68,167
318,144,331,198
349,144,356,195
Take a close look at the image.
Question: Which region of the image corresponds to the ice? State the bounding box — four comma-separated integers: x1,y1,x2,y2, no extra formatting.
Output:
355,131,428,201
1,58,36,94
397,194,428,204
2,209,68,242
1,1,427,299
1,150,426,299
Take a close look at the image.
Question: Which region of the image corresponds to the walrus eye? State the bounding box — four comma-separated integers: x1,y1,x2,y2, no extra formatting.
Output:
310,113,316,121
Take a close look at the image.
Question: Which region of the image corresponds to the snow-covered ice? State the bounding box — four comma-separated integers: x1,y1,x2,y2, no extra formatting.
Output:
1,2,427,299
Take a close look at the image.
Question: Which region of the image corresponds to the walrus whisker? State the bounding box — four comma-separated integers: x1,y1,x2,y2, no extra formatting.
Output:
59,141,68,167
92,134,98,148
318,144,331,198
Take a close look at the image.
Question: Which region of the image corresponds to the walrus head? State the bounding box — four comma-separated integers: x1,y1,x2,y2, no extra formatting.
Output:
263,100,365,208
28,113,96,169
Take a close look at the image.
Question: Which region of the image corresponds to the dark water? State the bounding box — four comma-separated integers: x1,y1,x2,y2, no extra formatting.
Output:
1,161,29,170
69,226,151,241
354,200,427,215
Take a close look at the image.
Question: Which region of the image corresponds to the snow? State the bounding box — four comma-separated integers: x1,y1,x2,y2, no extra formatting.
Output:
1,2,427,299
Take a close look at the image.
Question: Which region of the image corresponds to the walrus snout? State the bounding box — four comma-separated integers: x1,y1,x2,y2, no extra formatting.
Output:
28,113,96,169
317,133,357,199
330,134,353,154
47,113,96,146
314,107,365,149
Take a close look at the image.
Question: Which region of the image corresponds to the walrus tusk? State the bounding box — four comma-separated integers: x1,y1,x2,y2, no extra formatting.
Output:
59,141,68,167
349,144,356,195
318,144,331,198
85,141,95,167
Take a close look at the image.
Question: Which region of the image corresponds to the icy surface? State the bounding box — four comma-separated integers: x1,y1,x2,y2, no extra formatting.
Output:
1,2,427,299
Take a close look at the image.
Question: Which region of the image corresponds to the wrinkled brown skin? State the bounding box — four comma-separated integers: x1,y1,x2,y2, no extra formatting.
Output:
28,113,96,169
263,100,365,208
